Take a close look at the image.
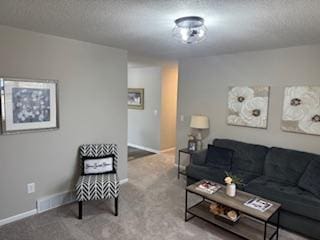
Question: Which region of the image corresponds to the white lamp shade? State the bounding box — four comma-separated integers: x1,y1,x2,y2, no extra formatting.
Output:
190,115,209,129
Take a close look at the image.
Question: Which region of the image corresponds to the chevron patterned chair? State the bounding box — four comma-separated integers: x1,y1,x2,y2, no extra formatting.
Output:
75,144,119,219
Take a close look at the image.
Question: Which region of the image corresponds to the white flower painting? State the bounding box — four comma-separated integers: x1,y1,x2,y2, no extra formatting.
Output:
282,86,320,135
228,87,254,113
227,86,270,129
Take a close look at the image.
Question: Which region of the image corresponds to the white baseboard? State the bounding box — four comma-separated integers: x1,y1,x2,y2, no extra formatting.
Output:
0,209,37,227
0,177,129,226
120,178,129,184
37,178,129,213
128,143,160,154
160,147,176,153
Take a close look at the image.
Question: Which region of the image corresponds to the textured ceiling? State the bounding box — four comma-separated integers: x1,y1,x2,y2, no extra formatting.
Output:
1,0,320,59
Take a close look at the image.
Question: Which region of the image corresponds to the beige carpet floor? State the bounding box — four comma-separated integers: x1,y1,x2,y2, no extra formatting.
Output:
0,151,310,240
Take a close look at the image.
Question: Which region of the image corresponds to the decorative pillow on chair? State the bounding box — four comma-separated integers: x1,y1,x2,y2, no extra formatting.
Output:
298,160,320,198
82,154,115,175
205,144,234,170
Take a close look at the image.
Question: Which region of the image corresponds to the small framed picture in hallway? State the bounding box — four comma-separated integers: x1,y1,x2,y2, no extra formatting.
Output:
128,88,144,110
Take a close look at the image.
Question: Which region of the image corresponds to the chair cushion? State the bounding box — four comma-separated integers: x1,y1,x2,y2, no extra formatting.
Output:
187,165,226,184
205,145,233,170
213,139,268,175
298,160,320,198
75,173,119,201
245,176,320,222
264,147,316,185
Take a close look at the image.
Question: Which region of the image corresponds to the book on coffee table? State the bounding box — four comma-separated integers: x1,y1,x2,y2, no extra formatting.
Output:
244,198,273,212
195,180,221,194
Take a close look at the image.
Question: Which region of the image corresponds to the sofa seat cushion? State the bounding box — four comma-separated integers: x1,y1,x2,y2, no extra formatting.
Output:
186,165,226,184
213,139,268,175
231,170,259,185
205,145,233,170
186,166,259,189
245,176,320,221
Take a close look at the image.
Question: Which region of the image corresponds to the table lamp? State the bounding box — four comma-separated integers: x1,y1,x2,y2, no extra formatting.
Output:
190,115,209,150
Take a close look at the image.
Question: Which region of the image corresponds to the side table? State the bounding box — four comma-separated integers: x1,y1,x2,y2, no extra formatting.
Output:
177,148,196,179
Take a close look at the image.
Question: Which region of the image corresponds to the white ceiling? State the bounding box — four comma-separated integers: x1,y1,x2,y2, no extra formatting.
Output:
1,0,320,59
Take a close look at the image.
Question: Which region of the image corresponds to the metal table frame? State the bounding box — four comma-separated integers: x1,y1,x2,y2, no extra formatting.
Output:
177,148,195,179
185,189,281,240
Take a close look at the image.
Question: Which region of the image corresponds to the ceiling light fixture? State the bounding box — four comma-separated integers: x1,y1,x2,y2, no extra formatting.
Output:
172,16,207,44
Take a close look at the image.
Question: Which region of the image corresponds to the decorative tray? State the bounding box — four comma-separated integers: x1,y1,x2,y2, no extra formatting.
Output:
209,202,241,225
214,212,241,225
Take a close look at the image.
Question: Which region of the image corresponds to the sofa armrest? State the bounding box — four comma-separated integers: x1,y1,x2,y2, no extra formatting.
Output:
191,149,207,165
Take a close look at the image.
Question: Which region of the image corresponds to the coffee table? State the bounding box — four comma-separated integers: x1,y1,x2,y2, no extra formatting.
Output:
185,180,281,240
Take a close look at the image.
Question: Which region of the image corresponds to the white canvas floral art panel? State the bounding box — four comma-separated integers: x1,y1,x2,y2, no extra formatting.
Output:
227,86,270,129
281,86,320,135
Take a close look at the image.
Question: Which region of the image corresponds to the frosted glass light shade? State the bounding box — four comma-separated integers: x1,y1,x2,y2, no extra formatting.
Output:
172,16,207,44
190,115,209,129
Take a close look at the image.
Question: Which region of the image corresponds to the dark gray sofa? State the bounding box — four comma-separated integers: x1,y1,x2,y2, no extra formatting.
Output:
186,138,320,240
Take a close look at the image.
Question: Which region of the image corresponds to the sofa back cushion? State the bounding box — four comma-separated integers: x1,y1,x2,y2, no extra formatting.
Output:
264,147,317,185
213,139,268,175
298,160,320,198
205,144,233,170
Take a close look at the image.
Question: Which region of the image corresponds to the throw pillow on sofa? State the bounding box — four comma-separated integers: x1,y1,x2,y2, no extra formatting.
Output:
205,144,233,171
298,160,320,198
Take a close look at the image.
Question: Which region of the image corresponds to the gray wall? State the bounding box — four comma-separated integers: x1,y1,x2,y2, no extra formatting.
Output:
0,26,128,220
177,44,320,158
128,67,161,150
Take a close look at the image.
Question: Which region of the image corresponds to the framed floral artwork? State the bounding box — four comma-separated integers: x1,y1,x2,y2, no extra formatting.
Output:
0,77,59,134
227,86,270,129
281,86,320,136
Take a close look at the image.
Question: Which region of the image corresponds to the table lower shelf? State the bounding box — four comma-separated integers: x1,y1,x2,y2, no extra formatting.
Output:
187,201,277,240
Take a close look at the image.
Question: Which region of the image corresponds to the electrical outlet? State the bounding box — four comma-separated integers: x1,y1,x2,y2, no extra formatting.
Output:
27,183,35,194
180,115,185,122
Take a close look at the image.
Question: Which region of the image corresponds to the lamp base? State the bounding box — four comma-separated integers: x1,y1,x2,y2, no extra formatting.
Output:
196,139,203,151
196,131,203,150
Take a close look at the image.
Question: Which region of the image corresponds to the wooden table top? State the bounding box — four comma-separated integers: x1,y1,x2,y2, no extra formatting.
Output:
186,179,281,221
